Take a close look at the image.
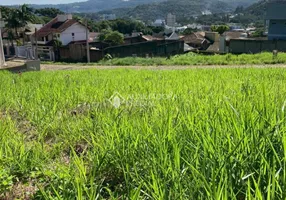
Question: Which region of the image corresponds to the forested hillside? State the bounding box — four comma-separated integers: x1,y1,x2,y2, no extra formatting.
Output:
28,0,258,13
98,0,232,22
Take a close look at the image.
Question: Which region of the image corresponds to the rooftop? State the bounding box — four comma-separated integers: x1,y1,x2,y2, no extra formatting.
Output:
182,32,209,45
34,15,85,38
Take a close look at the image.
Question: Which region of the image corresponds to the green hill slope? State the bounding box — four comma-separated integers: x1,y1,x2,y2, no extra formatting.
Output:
98,0,232,22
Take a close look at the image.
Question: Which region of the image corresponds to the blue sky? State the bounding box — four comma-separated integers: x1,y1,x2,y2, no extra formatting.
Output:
1,0,86,5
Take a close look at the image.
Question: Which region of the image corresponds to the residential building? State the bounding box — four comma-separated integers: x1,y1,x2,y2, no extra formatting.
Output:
152,19,165,27
165,32,180,40
124,32,147,45
205,32,220,52
266,1,286,40
166,13,176,27
33,14,89,46
182,32,210,50
24,23,43,43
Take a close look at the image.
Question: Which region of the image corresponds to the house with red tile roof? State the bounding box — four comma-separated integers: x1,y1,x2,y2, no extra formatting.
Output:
33,14,89,46
182,32,210,50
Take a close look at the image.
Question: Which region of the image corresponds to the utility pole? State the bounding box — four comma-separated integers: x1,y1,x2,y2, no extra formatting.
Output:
0,11,7,68
85,17,90,63
34,28,38,60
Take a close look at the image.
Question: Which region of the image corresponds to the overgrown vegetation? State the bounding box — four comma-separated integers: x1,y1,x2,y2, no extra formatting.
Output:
96,52,286,66
98,30,124,46
1,68,286,199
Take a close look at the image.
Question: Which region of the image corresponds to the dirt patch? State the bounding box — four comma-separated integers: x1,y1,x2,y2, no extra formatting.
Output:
0,109,37,141
2,179,38,200
70,103,92,117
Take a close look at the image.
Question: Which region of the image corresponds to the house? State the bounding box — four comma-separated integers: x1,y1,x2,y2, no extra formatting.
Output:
205,32,220,52
182,32,210,50
33,14,89,46
166,32,181,40
24,23,43,43
152,19,165,27
266,1,286,40
124,32,147,45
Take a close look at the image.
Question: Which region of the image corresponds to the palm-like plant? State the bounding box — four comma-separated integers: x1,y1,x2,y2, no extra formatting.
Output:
5,10,21,38
18,4,34,27
5,4,34,44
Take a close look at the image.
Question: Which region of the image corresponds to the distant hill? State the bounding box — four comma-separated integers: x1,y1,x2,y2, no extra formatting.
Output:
28,0,258,13
222,0,259,8
227,0,267,25
97,0,234,22
30,0,167,13
242,0,267,17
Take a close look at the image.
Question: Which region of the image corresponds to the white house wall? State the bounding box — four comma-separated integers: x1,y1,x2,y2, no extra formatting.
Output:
60,23,88,45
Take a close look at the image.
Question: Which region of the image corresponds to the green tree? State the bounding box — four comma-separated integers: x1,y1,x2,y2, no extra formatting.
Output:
211,25,230,35
182,28,197,35
99,30,124,46
5,4,34,39
105,31,124,46
148,26,164,34
98,29,112,42
35,8,64,18
251,28,264,38
5,10,22,38
234,6,244,14
96,19,152,35
7,30,15,48
53,39,63,61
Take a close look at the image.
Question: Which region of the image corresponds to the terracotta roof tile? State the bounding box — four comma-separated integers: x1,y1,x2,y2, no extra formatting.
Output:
35,18,78,38
182,32,210,45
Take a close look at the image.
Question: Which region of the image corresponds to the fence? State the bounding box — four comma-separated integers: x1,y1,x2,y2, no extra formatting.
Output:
37,46,55,61
58,40,185,62
3,46,15,56
59,44,86,62
15,45,55,61
104,40,184,58
229,39,286,54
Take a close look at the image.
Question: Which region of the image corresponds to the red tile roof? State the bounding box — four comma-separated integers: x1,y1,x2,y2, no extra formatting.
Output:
182,32,209,45
35,18,79,38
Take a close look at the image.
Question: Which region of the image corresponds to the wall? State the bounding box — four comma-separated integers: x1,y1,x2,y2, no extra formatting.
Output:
60,23,88,46
205,32,219,42
229,39,286,54
104,41,157,58
59,40,184,62
268,19,286,40
104,40,184,58
59,43,86,62
90,50,103,62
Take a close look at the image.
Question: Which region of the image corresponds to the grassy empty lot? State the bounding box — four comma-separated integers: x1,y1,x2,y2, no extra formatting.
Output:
1,67,286,199
43,52,286,67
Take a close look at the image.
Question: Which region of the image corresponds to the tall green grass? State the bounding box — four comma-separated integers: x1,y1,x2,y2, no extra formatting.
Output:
1,68,286,199
97,52,286,66
43,52,286,66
